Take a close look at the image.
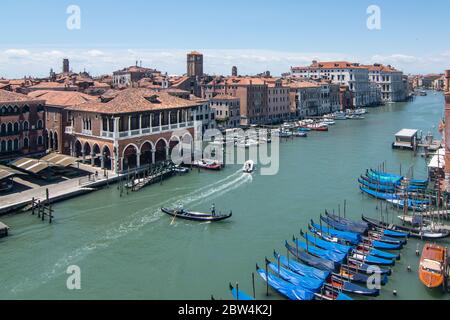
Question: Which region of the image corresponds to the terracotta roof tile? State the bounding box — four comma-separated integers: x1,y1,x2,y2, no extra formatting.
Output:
0,89,41,103
67,88,202,114
27,90,97,108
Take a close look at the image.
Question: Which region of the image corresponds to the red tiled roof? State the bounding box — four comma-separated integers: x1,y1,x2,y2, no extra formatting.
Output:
293,61,367,70
67,88,202,114
0,89,41,104
28,90,97,108
211,94,239,101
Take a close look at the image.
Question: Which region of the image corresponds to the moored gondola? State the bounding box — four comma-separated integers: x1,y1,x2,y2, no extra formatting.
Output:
362,215,450,240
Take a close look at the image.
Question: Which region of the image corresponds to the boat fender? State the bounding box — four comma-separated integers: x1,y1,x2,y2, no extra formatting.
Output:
393,290,397,296
407,266,411,272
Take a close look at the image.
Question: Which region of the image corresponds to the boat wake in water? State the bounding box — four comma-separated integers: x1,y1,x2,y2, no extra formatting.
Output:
6,169,252,296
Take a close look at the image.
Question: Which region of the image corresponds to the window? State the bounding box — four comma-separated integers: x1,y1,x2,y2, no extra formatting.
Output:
37,120,43,129
23,137,29,148
38,136,43,145
23,121,29,131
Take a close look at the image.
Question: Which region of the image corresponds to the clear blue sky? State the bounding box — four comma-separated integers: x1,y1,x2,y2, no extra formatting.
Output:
0,0,449,77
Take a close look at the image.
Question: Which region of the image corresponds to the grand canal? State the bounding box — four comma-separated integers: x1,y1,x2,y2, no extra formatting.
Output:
0,92,449,300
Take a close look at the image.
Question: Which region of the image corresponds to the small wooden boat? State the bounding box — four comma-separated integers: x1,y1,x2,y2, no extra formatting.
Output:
161,207,232,222
419,243,447,289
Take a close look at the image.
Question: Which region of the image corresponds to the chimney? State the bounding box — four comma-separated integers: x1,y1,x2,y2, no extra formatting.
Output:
445,70,450,92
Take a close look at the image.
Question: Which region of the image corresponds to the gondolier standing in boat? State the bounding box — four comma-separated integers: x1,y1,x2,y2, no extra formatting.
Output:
211,203,216,216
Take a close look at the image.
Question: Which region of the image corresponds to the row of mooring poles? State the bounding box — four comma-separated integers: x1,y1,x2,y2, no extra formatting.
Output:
30,188,54,224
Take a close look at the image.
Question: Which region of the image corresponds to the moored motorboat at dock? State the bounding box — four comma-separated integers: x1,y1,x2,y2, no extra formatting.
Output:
192,159,222,170
418,243,447,289
242,160,255,173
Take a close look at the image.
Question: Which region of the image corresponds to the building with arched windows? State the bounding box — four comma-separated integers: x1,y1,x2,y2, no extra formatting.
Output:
65,88,203,173
0,90,46,159
28,90,97,155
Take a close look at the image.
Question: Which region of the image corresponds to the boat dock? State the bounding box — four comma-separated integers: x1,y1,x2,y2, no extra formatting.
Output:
0,170,119,215
122,164,175,192
0,221,9,238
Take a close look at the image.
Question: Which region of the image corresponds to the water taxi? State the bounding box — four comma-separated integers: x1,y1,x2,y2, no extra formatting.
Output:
418,243,447,289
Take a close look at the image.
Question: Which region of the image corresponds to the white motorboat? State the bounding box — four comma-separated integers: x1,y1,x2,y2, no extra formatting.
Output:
242,160,255,173
334,112,347,120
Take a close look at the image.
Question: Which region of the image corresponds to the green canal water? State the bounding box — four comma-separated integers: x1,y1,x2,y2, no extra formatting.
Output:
1,92,449,300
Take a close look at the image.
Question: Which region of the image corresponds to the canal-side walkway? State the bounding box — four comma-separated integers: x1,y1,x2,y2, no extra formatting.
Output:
0,164,119,215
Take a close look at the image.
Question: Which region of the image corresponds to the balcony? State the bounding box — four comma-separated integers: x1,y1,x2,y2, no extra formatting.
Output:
65,127,73,134
81,129,92,135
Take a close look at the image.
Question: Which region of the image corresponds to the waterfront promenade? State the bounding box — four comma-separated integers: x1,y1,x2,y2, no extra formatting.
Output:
0,163,118,215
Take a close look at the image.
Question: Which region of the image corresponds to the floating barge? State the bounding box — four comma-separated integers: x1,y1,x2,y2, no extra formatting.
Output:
392,129,418,150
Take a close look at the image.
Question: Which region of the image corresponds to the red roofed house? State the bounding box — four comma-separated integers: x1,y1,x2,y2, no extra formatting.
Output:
0,90,46,159
64,88,202,172
28,90,98,155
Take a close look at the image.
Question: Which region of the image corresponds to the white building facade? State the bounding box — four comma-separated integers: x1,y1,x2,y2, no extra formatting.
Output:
291,61,381,108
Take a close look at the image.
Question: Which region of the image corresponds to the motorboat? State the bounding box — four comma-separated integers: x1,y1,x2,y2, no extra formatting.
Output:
334,112,347,120
242,160,255,173
419,243,447,289
192,159,222,170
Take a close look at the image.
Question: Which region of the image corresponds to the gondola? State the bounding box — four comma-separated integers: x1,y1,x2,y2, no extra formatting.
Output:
256,265,315,300
310,223,404,248
362,215,450,240
320,215,367,234
267,261,324,292
268,259,378,297
285,241,338,271
370,169,428,186
361,174,427,191
293,239,347,263
310,221,361,244
360,186,399,200
300,230,352,254
366,230,407,244
354,244,400,261
273,251,330,280
229,283,254,300
285,241,392,275
325,210,369,230
161,207,232,222
337,264,389,285
350,251,395,266
325,275,379,297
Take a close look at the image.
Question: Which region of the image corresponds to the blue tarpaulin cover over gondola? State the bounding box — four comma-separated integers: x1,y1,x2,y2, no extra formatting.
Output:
285,241,337,271
294,240,347,263
311,222,361,244
320,215,367,234
325,211,368,229
370,169,428,185
369,248,400,260
257,268,315,300
382,228,408,238
370,239,402,250
274,252,330,280
360,186,399,200
230,285,254,300
302,232,352,254
268,262,324,292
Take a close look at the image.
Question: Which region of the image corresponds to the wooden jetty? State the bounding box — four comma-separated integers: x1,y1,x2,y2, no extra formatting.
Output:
118,162,177,194
0,221,9,238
